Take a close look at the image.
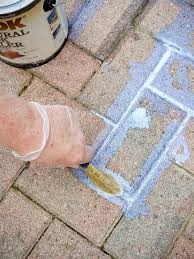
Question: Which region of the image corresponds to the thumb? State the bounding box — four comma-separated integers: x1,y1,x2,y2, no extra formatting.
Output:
81,145,93,164
70,145,93,168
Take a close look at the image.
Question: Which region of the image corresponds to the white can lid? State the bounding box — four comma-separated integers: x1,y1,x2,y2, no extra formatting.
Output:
0,0,37,15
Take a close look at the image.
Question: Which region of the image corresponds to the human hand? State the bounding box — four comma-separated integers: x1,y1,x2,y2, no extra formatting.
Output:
33,105,93,167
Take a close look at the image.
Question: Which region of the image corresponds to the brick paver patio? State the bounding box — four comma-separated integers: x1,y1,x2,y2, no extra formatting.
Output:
0,0,194,258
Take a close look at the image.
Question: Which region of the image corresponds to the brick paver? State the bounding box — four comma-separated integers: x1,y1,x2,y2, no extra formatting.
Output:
139,0,194,57
16,78,121,246
1,0,194,258
28,219,111,258
0,61,32,95
15,166,121,246
96,90,184,185
184,214,194,242
0,189,51,259
171,118,194,175
0,146,24,200
78,31,165,122
104,165,194,259
31,42,101,98
138,0,181,34
70,0,147,59
63,0,87,27
168,235,194,259
152,53,194,111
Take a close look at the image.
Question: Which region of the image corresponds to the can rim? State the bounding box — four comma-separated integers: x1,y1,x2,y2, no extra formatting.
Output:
0,0,41,18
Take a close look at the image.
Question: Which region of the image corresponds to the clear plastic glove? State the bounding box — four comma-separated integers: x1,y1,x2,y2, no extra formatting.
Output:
32,105,93,167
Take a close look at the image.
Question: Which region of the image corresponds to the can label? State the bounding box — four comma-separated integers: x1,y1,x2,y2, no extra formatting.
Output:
0,0,68,66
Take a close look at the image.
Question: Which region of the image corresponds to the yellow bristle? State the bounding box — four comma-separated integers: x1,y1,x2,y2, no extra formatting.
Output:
79,164,121,195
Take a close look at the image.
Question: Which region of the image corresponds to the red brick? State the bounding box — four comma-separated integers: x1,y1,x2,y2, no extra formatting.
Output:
106,90,184,183
15,166,122,246
172,118,194,176
104,165,194,258
30,42,101,98
168,236,194,259
78,31,164,122
62,0,87,26
138,0,194,57
70,0,147,59
0,61,32,95
182,119,194,175
138,0,181,34
29,219,111,258
0,189,51,258
17,78,120,246
184,215,194,242
0,146,24,200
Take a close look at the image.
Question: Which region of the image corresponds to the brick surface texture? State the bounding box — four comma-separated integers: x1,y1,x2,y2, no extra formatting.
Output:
107,91,184,183
0,61,32,95
63,0,87,26
15,166,121,246
1,0,194,258
184,214,194,242
152,53,194,112
168,235,194,259
139,0,194,56
78,31,165,122
172,118,194,175
31,42,101,98
0,146,24,200
28,219,111,259
104,165,194,258
0,189,51,258
138,0,181,34
70,0,147,59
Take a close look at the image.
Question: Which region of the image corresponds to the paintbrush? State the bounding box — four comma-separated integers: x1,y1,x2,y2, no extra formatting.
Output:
79,163,122,196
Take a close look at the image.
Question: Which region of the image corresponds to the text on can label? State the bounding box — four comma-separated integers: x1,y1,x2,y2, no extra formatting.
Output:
0,17,26,31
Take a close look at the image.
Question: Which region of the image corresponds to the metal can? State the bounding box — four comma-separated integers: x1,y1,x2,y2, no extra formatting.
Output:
0,0,68,68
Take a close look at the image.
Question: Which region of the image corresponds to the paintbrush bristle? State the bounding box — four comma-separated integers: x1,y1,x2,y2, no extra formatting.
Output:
80,164,121,195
